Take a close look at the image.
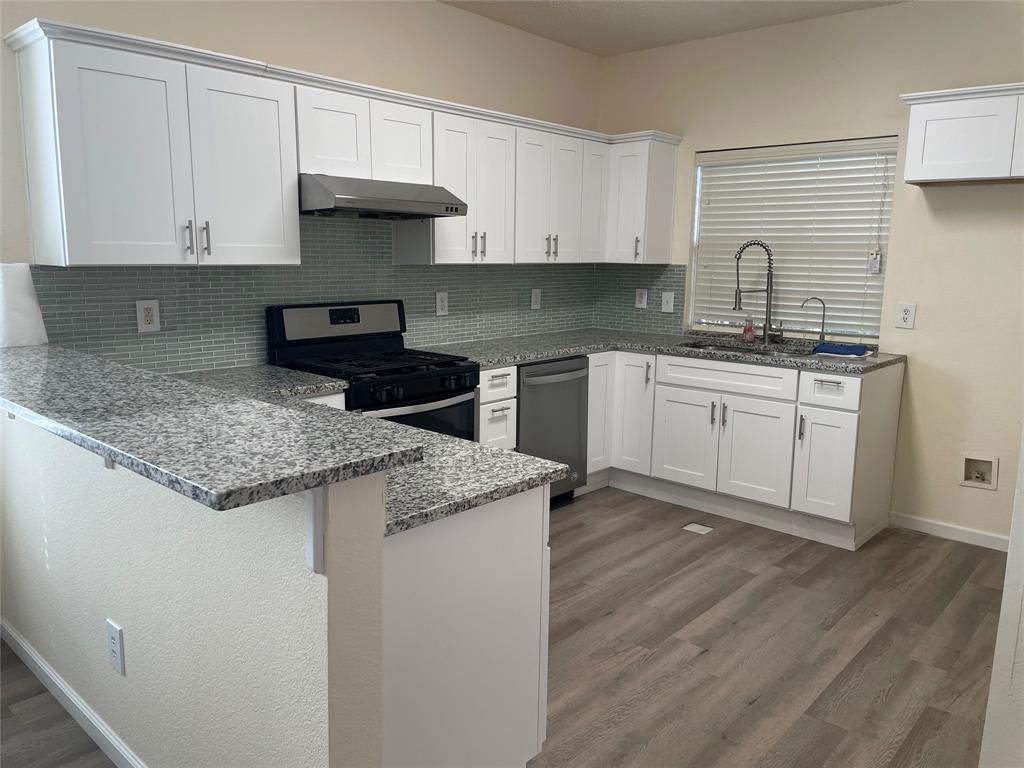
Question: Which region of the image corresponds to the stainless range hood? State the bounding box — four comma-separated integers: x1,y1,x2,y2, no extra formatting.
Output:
299,173,467,220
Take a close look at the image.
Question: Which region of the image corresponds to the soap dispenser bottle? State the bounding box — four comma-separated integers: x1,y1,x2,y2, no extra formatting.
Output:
742,316,756,343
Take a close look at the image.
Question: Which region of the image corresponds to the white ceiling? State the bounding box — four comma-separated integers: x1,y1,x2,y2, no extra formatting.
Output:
442,0,904,56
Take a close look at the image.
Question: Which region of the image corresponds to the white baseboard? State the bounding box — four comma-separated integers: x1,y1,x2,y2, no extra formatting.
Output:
889,512,1009,552
1,620,147,768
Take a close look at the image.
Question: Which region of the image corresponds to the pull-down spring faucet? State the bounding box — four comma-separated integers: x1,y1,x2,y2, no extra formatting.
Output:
733,239,775,344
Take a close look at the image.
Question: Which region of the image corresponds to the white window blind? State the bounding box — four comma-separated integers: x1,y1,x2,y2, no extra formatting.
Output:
691,137,896,339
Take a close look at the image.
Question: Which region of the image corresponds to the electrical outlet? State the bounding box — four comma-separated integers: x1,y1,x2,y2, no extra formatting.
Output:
435,291,448,317
635,288,648,309
106,619,125,676
135,300,160,333
868,248,882,275
895,302,917,329
661,291,675,313
531,289,542,310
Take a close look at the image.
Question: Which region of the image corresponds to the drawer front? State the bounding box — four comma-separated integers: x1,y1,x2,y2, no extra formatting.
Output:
479,366,518,404
798,372,861,411
479,398,517,449
656,355,798,400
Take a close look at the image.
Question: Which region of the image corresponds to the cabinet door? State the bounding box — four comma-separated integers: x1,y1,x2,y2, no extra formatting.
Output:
791,406,858,522
549,135,583,263
433,113,477,264
187,65,299,265
1012,97,1024,177
587,352,616,473
581,141,610,263
652,386,721,491
904,96,1019,182
295,87,371,178
606,141,649,263
52,42,196,265
370,100,433,183
611,353,655,475
717,394,795,507
476,120,516,264
514,128,552,263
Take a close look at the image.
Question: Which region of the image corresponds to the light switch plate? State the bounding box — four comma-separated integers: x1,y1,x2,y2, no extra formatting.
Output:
895,302,916,329
135,300,160,333
661,291,675,313
435,291,448,317
531,289,542,310
635,288,648,309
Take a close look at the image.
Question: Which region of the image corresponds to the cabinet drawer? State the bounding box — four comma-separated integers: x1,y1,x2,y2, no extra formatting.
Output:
478,398,517,449
479,366,517,403
798,372,861,411
656,356,798,400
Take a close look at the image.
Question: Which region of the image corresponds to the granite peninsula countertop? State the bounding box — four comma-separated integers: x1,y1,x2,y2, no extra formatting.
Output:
174,365,568,536
422,328,907,374
0,346,422,510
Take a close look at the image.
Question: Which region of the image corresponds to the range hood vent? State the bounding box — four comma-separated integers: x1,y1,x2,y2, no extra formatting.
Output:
299,174,467,220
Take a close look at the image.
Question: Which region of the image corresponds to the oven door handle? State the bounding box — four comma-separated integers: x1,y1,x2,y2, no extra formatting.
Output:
364,391,476,419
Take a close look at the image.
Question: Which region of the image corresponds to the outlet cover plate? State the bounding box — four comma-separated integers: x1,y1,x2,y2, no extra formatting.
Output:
106,619,125,675
635,288,648,309
895,302,916,329
531,289,542,310
135,300,160,333
435,291,448,317
661,291,675,313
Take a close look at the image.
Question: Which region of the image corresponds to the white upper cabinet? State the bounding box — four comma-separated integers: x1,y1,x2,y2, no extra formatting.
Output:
433,113,478,264
50,42,196,266
548,135,583,263
791,405,858,522
295,87,371,178
1012,96,1024,177
606,140,677,264
370,100,433,183
611,352,655,475
515,128,553,263
716,394,795,508
581,141,610,263
475,120,516,264
901,84,1024,183
187,65,300,265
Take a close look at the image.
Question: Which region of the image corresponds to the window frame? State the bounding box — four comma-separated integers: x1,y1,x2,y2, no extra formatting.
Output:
686,136,898,341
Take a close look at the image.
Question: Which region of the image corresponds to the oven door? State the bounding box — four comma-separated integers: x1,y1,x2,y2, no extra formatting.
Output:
364,391,476,440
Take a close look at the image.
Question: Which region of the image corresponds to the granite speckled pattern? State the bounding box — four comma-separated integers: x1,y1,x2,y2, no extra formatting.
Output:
171,366,569,536
0,346,423,510
423,328,906,374
175,365,348,400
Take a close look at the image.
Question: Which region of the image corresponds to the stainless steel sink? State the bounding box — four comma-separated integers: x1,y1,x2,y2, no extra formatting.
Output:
680,342,810,358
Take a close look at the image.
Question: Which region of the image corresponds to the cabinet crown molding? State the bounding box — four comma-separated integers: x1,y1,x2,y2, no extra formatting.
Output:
6,18,682,147
900,81,1024,105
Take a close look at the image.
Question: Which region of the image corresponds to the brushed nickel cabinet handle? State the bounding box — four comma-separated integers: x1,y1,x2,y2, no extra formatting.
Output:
799,414,806,441
721,403,728,427
645,361,651,385
553,233,559,259
546,234,552,259
202,220,212,255
710,400,716,426
634,235,640,260
481,231,487,259
185,219,195,257
491,405,511,414
472,231,478,259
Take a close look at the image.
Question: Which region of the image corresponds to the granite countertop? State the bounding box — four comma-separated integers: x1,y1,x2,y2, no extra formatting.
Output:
174,365,568,536
0,346,423,510
423,328,906,374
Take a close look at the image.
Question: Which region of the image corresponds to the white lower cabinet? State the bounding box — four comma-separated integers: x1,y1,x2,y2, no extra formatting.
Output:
651,385,720,491
610,352,655,475
587,352,615,473
791,405,859,522
716,394,795,507
478,398,517,450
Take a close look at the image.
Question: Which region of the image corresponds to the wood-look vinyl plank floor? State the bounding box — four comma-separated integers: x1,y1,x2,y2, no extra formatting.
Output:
0,487,1006,768
530,487,1005,768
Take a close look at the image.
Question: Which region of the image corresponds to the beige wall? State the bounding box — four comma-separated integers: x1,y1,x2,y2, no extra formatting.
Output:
598,1,1024,539
0,0,601,263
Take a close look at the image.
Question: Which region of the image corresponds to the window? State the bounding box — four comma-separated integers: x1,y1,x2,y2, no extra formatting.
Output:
690,137,896,339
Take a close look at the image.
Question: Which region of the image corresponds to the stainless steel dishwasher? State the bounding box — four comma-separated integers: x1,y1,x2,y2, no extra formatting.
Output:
518,356,588,498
